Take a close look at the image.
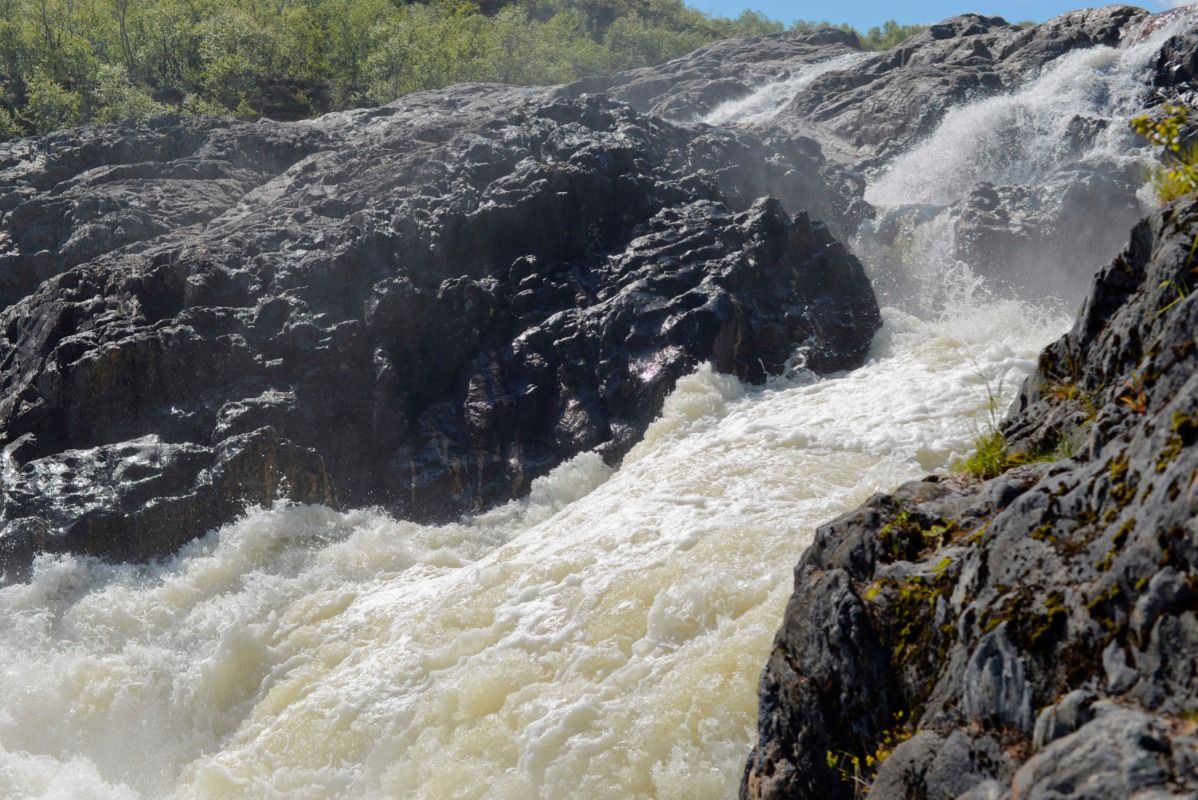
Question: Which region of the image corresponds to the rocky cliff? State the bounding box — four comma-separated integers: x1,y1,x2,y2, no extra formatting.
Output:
743,194,1198,800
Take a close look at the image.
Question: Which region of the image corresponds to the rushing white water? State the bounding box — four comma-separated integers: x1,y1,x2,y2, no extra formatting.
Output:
0,300,1065,800
6,15,1190,800
859,14,1196,311
702,53,867,127
867,25,1175,208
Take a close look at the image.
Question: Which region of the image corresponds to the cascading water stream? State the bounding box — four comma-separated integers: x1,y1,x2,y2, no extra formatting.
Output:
858,16,1185,311
0,20,1186,800
701,53,869,127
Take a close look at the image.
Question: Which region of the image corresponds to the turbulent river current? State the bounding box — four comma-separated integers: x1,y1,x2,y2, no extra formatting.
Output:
0,20,1181,800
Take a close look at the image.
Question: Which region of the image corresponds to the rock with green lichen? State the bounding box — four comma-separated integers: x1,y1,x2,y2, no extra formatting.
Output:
743,196,1198,799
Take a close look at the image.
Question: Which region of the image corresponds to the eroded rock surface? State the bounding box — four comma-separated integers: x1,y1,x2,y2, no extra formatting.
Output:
0,89,880,572
743,197,1198,799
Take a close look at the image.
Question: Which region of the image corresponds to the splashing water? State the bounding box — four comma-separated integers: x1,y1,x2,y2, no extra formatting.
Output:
702,53,867,127
0,301,1065,800
866,41,1159,207
7,17,1190,800
860,13,1195,311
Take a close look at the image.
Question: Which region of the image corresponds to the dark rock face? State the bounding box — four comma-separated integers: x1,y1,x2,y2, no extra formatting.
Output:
743,197,1198,799
0,117,329,308
0,88,880,574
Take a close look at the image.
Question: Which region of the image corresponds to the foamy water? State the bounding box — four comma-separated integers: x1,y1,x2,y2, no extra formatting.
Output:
702,53,867,127
0,297,1066,800
867,16,1188,207
856,13,1192,312
3,12,1190,800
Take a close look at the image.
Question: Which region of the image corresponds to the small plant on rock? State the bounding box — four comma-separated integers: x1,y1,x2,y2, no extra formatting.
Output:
956,370,1013,480
1132,104,1198,203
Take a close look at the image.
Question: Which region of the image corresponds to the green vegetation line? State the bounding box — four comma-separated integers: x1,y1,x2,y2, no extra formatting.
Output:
0,0,926,139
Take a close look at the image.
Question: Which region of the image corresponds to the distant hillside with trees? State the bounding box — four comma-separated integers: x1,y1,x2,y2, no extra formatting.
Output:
0,0,927,139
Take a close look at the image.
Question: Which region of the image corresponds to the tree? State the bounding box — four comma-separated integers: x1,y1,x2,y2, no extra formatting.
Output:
22,72,82,132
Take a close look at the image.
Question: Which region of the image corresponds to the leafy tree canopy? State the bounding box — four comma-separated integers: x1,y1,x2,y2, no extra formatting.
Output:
0,0,926,138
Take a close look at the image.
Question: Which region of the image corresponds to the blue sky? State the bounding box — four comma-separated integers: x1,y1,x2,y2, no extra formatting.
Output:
688,1,1185,32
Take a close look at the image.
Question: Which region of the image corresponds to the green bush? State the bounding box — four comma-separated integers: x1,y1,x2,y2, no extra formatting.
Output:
1132,104,1198,203
22,73,82,133
860,20,926,50
91,64,168,124
792,18,926,50
0,0,931,136
0,106,21,140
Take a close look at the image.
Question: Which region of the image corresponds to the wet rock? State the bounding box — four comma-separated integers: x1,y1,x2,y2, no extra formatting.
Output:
564,27,863,122
0,89,880,574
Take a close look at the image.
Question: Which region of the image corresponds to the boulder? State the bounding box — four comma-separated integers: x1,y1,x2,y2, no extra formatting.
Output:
0,89,880,575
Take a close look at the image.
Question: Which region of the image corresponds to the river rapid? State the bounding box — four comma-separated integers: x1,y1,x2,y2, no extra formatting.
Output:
0,18,1181,800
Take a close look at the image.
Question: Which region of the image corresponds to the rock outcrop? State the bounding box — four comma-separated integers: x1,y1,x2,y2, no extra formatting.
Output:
566,27,863,123
581,8,1150,163
588,8,1198,305
0,88,880,574
743,197,1198,799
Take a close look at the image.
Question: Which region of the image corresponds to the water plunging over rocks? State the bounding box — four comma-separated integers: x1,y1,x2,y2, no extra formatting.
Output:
2,6,1198,800
743,195,1198,800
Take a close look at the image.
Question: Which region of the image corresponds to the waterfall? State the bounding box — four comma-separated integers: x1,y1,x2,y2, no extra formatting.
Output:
701,53,867,127
859,15,1192,309
0,17,1189,800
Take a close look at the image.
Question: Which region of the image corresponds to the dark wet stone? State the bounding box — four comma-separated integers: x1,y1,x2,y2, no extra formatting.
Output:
0,89,880,575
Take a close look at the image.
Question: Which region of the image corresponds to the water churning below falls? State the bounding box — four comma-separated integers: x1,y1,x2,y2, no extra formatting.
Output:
0,301,1068,800
0,20,1180,800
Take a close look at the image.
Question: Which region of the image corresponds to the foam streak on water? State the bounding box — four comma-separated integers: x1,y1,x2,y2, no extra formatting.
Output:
702,53,867,127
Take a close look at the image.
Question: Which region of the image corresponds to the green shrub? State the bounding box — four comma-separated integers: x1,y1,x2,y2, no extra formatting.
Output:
958,431,1011,480
1132,104,1198,203
22,73,81,133
860,20,926,50
792,18,926,50
0,106,21,139
91,64,168,124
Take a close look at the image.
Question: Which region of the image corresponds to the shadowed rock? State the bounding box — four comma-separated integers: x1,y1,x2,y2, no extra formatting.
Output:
0,89,880,574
